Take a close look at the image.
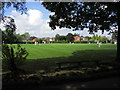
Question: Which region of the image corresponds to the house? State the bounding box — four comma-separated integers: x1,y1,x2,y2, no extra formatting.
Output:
74,36,80,41
49,37,55,41
74,36,90,42
81,37,89,41
31,39,38,42
42,37,55,41
101,36,111,40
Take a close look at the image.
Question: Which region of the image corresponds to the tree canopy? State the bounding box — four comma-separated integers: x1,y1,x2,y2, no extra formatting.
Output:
0,2,27,44
42,2,118,34
66,33,74,43
0,2,27,21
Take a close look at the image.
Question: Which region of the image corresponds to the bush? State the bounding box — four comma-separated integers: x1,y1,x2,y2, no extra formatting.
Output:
2,44,28,72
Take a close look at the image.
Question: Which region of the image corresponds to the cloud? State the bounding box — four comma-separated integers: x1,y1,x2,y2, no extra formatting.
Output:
10,9,111,38
10,9,75,37
28,9,43,26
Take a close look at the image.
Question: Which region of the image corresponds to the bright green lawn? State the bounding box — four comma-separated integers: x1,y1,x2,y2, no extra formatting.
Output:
20,43,117,59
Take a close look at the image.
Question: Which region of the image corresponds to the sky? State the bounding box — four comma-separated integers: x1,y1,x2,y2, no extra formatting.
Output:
1,2,112,38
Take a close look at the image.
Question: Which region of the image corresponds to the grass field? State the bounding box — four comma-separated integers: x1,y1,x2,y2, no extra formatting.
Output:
20,43,117,59
16,43,117,73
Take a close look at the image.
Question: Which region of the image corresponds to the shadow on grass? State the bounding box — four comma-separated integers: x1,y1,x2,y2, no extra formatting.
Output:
19,49,117,73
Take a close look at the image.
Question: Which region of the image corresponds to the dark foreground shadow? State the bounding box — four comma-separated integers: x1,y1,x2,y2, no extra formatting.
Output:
2,49,120,89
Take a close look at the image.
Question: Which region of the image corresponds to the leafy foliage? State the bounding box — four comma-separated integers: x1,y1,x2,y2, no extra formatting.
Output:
2,44,28,72
92,34,101,42
112,30,118,41
0,2,27,21
20,32,30,41
55,34,66,41
2,29,19,44
1,16,22,44
42,2,118,33
29,36,37,40
36,39,43,43
66,33,74,43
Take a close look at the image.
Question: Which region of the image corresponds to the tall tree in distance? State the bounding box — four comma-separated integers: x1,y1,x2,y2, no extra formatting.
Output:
66,33,74,43
21,32,30,42
55,34,60,41
73,33,80,37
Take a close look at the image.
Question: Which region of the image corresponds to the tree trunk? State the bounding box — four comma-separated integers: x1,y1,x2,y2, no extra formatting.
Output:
10,47,17,72
116,2,119,62
117,27,120,62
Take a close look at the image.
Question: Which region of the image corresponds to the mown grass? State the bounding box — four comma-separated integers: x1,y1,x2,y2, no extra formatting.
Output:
16,43,117,73
19,43,117,59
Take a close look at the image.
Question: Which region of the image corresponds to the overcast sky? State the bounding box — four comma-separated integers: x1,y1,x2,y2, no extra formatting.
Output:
1,2,112,38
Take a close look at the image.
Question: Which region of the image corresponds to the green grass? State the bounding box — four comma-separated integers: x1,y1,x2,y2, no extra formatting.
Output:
15,43,117,73
19,43,117,59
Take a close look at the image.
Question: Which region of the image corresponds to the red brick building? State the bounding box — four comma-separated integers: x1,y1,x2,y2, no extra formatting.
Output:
74,36,80,41
31,39,38,42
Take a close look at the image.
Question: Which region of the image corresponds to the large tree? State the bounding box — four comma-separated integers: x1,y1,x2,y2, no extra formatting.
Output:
0,2,27,21
0,2,27,43
42,2,119,62
21,32,30,41
0,2,28,73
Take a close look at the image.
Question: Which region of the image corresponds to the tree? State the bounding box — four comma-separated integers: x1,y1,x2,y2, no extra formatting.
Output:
0,2,28,74
101,36,111,43
59,35,66,41
66,33,74,43
55,34,60,41
2,44,28,72
29,36,37,40
16,33,23,42
42,2,117,31
1,16,20,44
2,29,19,44
21,32,30,42
92,34,101,43
0,2,27,22
0,2,27,43
42,2,119,62
36,39,42,43
111,30,118,41
55,34,66,41
84,36,92,41
73,33,80,37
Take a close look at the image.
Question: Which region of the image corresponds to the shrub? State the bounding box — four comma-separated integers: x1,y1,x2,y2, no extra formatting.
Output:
2,44,28,72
